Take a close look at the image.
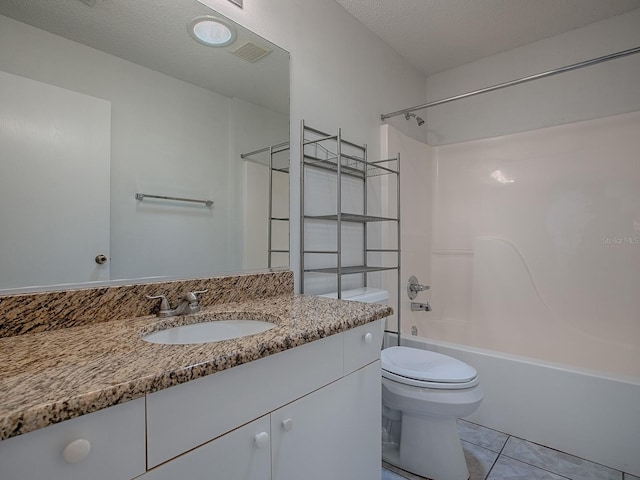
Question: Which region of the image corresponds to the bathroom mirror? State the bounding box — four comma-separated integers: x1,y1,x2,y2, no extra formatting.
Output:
0,0,290,291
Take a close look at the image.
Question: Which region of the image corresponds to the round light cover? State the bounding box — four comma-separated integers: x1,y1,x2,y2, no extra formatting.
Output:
188,16,236,47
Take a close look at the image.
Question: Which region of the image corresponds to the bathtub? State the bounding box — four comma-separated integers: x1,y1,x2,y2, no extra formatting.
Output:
384,334,640,477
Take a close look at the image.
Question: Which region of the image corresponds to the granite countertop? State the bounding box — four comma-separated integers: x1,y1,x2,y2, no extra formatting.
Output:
0,294,392,441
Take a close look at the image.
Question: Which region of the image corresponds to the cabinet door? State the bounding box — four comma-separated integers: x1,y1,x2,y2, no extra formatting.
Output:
141,415,270,480
271,361,381,480
146,333,342,468
0,398,145,480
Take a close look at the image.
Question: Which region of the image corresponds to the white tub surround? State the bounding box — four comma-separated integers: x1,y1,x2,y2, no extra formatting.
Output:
399,336,640,477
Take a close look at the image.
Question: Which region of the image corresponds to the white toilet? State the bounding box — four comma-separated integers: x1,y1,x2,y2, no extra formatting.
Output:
322,288,482,480
381,346,483,480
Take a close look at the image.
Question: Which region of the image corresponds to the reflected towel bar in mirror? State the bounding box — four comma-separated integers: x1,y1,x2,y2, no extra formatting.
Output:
135,193,213,207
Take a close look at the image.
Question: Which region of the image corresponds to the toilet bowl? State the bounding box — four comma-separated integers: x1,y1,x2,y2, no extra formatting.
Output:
381,346,483,480
321,288,482,479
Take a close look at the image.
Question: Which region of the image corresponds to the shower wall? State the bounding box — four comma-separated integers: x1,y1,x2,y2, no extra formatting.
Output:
383,113,640,473
412,9,640,380
427,110,640,379
380,125,432,334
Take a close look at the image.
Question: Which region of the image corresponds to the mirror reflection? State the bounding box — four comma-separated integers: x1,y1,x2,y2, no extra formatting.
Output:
0,0,290,291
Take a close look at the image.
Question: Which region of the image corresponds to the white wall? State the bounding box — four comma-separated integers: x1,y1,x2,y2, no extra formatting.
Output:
425,8,640,145
381,125,432,334
199,0,429,292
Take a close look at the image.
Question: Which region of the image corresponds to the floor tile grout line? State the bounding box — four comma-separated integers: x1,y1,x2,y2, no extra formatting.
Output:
498,435,577,480
500,455,577,480
457,419,511,454
460,438,506,455
387,422,631,480
501,435,626,479
461,420,626,480
458,418,512,438
483,433,510,479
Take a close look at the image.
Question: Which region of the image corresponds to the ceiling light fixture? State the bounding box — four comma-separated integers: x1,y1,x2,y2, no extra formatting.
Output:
188,16,237,47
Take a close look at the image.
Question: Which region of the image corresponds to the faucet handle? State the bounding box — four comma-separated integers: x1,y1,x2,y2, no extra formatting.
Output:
146,294,172,312
183,289,208,314
407,276,430,299
184,289,208,302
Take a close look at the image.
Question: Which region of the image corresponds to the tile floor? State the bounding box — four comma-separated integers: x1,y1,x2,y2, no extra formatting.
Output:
381,419,640,480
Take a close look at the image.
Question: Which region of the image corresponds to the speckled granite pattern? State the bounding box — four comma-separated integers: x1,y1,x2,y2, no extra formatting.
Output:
0,270,293,337
0,293,392,441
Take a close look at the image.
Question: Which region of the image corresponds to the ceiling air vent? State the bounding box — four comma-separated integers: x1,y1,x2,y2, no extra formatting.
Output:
231,41,272,63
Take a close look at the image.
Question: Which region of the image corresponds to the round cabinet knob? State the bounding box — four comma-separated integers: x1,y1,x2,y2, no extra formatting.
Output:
254,432,269,449
94,254,108,265
363,332,373,344
62,438,91,464
281,418,294,432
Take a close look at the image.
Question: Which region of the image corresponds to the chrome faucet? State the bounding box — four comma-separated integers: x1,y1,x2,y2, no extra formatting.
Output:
146,290,208,317
407,276,431,312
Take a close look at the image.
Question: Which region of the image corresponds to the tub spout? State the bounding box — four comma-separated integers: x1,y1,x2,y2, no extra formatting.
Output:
411,302,431,312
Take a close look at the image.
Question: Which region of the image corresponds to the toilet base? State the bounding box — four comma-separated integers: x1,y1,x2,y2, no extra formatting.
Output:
382,411,469,480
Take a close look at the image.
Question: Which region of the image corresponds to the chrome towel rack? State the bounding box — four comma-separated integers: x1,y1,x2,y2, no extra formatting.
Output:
135,193,213,207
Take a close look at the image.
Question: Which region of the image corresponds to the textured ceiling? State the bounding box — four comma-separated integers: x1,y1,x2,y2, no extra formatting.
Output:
0,0,289,114
335,0,640,76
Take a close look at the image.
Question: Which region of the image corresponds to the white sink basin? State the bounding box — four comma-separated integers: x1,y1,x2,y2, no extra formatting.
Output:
142,319,276,345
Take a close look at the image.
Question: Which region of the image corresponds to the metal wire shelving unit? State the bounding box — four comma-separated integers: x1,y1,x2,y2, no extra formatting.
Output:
300,120,401,337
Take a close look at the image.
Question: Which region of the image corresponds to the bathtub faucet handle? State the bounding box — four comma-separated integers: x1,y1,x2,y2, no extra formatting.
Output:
407,276,430,299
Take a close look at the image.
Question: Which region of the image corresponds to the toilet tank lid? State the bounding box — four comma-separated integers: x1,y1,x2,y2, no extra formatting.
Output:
381,346,477,384
319,287,389,303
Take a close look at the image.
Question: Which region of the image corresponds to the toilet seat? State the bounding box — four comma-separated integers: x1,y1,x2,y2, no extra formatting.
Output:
381,346,479,390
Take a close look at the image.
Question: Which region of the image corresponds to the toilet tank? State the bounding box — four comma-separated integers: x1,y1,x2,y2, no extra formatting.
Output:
320,287,389,304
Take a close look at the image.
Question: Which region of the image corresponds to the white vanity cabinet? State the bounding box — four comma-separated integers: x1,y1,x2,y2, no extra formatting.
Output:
0,397,146,480
140,415,271,480
145,332,345,468
142,361,380,480
143,319,383,480
271,361,381,480
0,320,383,480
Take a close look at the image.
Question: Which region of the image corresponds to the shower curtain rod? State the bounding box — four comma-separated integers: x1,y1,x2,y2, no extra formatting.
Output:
380,45,640,121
